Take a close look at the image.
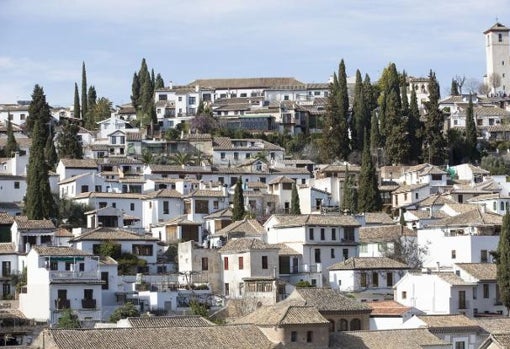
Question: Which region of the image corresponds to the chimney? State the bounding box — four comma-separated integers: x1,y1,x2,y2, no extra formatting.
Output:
168,81,173,89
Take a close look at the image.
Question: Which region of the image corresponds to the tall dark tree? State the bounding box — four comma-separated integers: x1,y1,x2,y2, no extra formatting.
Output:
73,82,80,120
342,165,357,214
131,72,140,109
423,70,446,165
369,112,381,154
232,177,245,221
400,71,409,117
384,89,409,164
4,119,18,157
57,121,83,159
358,130,381,212
290,182,301,214
319,60,350,161
496,211,510,315
352,70,370,151
85,85,97,130
155,73,165,89
363,74,378,117
407,88,423,163
26,84,51,138
81,62,87,119
450,79,460,96
378,63,402,139
465,94,479,162
25,85,54,220
45,126,58,169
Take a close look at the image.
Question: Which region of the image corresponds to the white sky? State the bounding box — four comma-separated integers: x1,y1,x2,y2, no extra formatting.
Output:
1,0,509,106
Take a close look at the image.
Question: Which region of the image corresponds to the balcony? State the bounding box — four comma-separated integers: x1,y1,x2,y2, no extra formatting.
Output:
55,299,70,310
49,271,100,281
81,299,97,309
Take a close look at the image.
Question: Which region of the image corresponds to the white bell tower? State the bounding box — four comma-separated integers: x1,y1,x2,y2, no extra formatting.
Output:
484,22,510,95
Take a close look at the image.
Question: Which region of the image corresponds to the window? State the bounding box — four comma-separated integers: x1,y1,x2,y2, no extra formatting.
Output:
1,261,10,277
372,272,379,287
344,227,355,241
415,193,419,200
473,286,477,299
132,245,153,256
332,228,336,240
239,256,244,270
65,262,72,271
224,283,229,296
387,272,393,287
499,33,503,42
14,182,19,189
343,248,349,260
101,272,109,290
459,290,466,309
360,272,367,288
402,291,407,299
314,249,321,263
431,174,442,181
50,261,58,271
159,94,167,101
238,282,243,296
483,283,490,298
262,256,268,269
320,228,325,240
223,257,229,270
188,96,196,105
162,201,169,214
309,228,314,241
202,257,209,271
350,319,361,331
455,341,466,349
339,319,348,331
84,289,93,300
178,96,182,102
291,331,297,342
234,152,239,160
79,263,84,272
220,152,225,159
451,250,456,259
481,250,488,263
331,248,335,259
306,331,313,343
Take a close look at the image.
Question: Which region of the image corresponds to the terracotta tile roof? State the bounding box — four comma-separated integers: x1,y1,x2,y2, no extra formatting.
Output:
363,212,394,225
212,137,283,151
32,246,92,256
59,158,98,168
58,172,90,185
286,288,372,312
0,212,14,225
436,272,476,286
203,208,233,219
270,214,361,228
330,328,450,349
366,300,411,316
126,315,214,328
0,242,15,254
187,77,303,89
14,217,55,230
272,243,301,256
417,314,483,332
429,207,502,227
148,165,212,174
267,175,294,185
185,189,226,198
359,225,416,243
441,203,479,214
417,193,457,207
144,189,182,199
69,227,159,242
219,238,278,253
43,325,277,349
486,333,510,347
236,303,328,326
158,215,201,226
392,183,429,194
54,228,73,238
456,263,497,281
214,219,265,238
73,192,146,200
475,317,510,334
329,257,409,270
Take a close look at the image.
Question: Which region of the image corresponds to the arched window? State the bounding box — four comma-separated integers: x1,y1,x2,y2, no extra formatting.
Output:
328,320,335,332
350,318,361,330
339,319,348,331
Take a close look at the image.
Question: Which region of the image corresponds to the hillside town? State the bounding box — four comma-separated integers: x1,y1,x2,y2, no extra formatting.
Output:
0,22,510,348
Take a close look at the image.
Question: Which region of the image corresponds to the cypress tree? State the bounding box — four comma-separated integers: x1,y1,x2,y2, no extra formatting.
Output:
290,182,301,214
378,63,402,139
352,70,370,151
384,89,409,164
496,211,510,315
342,165,357,214
26,85,54,219
81,62,87,119
408,88,423,163
423,70,446,165
27,84,51,139
45,127,58,170
363,74,378,117
155,74,165,89
450,79,460,96
131,72,140,110
370,112,381,153
57,121,83,159
73,82,80,120
465,94,479,162
150,69,156,90
358,130,381,212
232,177,245,221
86,86,97,130
401,71,409,117
5,119,18,157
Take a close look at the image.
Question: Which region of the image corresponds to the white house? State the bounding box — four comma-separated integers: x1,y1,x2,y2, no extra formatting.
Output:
19,246,103,325
358,225,417,258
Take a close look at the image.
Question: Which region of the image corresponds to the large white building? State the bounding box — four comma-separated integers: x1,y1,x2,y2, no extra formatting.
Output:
484,22,510,95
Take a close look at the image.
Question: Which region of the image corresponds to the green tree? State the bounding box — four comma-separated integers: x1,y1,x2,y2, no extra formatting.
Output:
408,88,423,163
481,155,509,175
342,165,358,214
89,97,113,127
290,182,301,214
73,82,80,119
85,85,97,130
131,72,140,110
465,94,479,162
232,177,245,221
352,70,370,151
358,130,381,212
450,79,460,96
168,152,194,166
81,62,87,119
155,73,165,89
4,119,18,157
55,195,89,228
423,70,446,165
369,112,381,153
384,90,409,164
45,126,59,169
189,300,209,317
57,121,83,159
109,302,140,323
496,211,510,315
25,85,55,220
57,308,80,329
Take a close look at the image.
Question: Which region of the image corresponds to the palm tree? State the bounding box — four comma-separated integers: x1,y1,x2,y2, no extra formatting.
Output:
168,152,194,166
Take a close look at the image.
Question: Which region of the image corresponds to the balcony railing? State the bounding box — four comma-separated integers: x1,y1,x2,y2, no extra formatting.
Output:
55,299,70,310
81,299,96,309
49,271,99,280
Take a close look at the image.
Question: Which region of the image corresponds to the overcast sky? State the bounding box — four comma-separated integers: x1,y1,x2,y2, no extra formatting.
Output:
1,0,509,106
